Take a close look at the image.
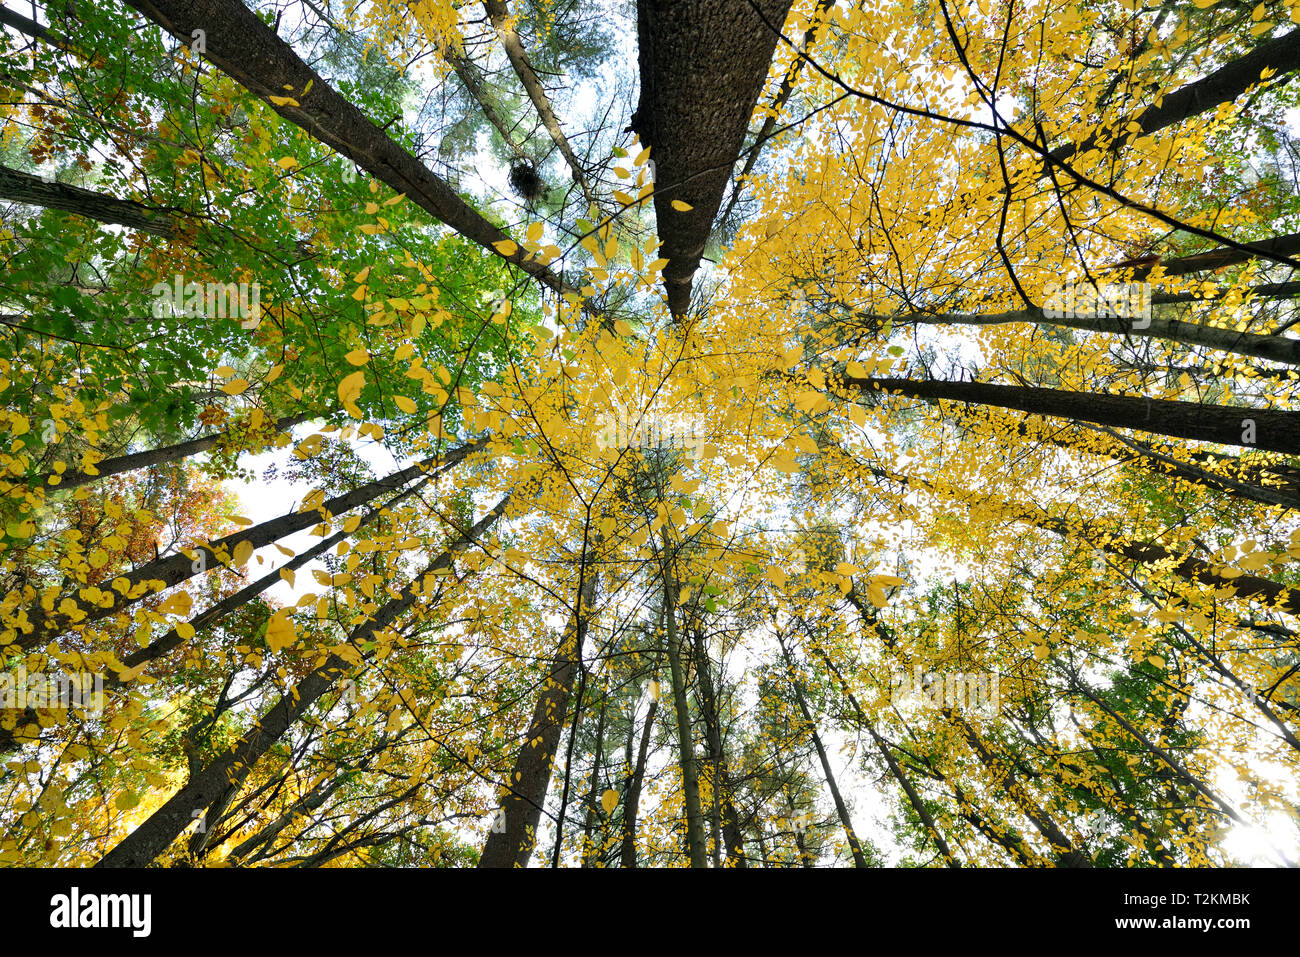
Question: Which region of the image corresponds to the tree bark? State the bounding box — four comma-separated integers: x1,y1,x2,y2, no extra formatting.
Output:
632,0,794,318
117,0,575,294
28,411,313,492
479,550,600,867
95,496,509,866
845,374,1300,454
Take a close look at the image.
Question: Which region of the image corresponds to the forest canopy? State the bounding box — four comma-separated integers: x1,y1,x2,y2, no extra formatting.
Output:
2,0,1300,869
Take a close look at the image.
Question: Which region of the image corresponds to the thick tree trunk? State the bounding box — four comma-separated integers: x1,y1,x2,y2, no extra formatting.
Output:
632,0,794,318
479,555,600,867
1049,27,1300,168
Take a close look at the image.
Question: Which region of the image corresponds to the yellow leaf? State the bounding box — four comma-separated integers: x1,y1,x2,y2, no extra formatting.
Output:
493,239,518,256
670,199,693,211
267,95,300,107
266,611,296,653
221,378,249,395
601,789,619,814
275,156,299,169
338,370,366,405
345,348,370,366
395,395,418,413
232,540,254,567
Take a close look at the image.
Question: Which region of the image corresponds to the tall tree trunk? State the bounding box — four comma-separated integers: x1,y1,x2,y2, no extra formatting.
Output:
579,695,609,867
632,0,795,318
687,617,747,867
909,305,1300,367
479,551,600,867
776,633,868,867
483,0,597,210
0,164,180,238
620,683,658,868
117,0,574,294
28,411,313,492
12,437,484,647
844,375,1300,454
660,549,708,867
95,496,509,866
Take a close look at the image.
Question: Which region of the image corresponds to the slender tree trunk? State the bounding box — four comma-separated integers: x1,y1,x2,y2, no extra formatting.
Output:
479,552,600,867
579,695,609,867
95,497,508,866
660,550,708,867
620,684,658,868
29,411,313,492
482,0,597,209
0,164,180,237
687,618,747,867
844,375,1300,454
951,712,1093,867
12,437,483,647
909,305,1300,367
117,0,574,294
776,634,868,867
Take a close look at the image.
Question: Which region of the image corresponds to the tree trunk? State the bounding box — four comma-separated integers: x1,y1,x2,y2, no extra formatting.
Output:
95,496,508,866
846,375,1300,454
660,550,708,866
30,411,313,492
620,686,658,868
479,553,600,867
632,0,794,318
118,0,574,294
13,437,483,647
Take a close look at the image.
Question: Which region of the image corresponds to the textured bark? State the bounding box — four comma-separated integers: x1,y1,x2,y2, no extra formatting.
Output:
1049,27,1300,167
714,0,836,231
483,0,596,208
632,0,794,318
117,0,574,294
10,437,484,648
28,411,313,493
479,557,599,867
846,375,1300,454
909,305,1300,367
0,164,180,237
619,689,658,867
95,497,509,867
